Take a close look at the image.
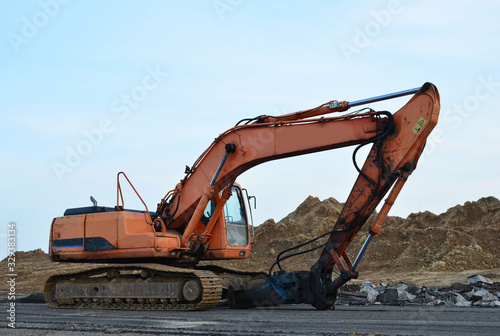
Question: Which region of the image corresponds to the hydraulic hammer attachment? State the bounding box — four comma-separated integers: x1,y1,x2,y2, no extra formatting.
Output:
229,83,440,310
228,257,346,309
228,268,342,309
229,271,313,308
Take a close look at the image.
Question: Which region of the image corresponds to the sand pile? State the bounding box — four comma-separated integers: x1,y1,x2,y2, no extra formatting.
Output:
355,196,500,273
13,248,47,260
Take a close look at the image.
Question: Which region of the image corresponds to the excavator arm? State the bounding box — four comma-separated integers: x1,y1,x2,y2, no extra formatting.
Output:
219,82,440,309
161,83,438,242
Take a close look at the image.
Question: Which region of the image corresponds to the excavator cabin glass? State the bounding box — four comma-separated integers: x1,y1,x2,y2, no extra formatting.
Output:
202,186,249,247
224,187,249,247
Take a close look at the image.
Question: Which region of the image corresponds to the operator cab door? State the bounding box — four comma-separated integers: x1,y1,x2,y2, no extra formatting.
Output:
223,186,249,247
202,185,251,259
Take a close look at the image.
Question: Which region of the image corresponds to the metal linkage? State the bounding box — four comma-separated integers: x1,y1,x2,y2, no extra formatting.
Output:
348,87,420,108
352,234,374,270
210,143,237,186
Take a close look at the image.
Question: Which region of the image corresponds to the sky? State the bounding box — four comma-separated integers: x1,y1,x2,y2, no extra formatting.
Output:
1,0,499,257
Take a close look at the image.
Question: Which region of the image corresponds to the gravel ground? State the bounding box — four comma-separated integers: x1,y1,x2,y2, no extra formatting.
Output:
2,303,500,336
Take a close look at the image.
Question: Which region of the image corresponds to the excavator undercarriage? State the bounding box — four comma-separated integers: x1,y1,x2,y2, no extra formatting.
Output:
45,264,268,311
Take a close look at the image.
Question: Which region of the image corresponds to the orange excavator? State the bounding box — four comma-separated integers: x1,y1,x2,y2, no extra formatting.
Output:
45,82,440,311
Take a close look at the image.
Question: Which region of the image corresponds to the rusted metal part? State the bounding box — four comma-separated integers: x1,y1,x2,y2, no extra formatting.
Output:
44,264,222,311
195,265,268,292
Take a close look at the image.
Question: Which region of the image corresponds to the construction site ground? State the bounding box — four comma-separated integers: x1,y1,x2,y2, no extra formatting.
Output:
3,303,500,336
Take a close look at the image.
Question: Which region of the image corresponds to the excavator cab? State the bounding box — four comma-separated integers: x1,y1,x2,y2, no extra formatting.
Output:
197,184,252,259
204,187,249,246
222,186,250,247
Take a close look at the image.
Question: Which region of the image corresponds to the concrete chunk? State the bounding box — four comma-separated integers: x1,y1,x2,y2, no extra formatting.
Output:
377,288,399,304
489,300,500,307
472,288,498,302
397,284,416,301
451,293,471,307
366,288,379,304
360,281,380,303
468,275,493,285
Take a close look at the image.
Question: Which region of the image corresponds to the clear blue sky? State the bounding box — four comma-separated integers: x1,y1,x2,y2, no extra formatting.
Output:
1,0,499,257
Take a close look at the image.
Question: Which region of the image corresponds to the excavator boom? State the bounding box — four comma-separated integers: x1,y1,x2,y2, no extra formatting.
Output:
228,83,440,309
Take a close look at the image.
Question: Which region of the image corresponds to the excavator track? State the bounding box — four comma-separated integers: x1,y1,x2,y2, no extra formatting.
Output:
44,264,222,311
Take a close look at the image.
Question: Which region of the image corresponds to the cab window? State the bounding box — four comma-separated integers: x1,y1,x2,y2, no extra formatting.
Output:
224,187,249,247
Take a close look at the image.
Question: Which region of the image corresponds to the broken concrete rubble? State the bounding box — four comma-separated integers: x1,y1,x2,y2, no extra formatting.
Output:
468,274,493,285
8,280,500,308
360,281,379,304
451,293,471,307
337,281,500,307
377,288,399,304
471,288,498,304
397,283,416,301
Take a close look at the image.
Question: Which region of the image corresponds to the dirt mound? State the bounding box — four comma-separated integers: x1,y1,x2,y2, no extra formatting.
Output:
357,196,500,273
0,250,103,294
4,248,47,261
